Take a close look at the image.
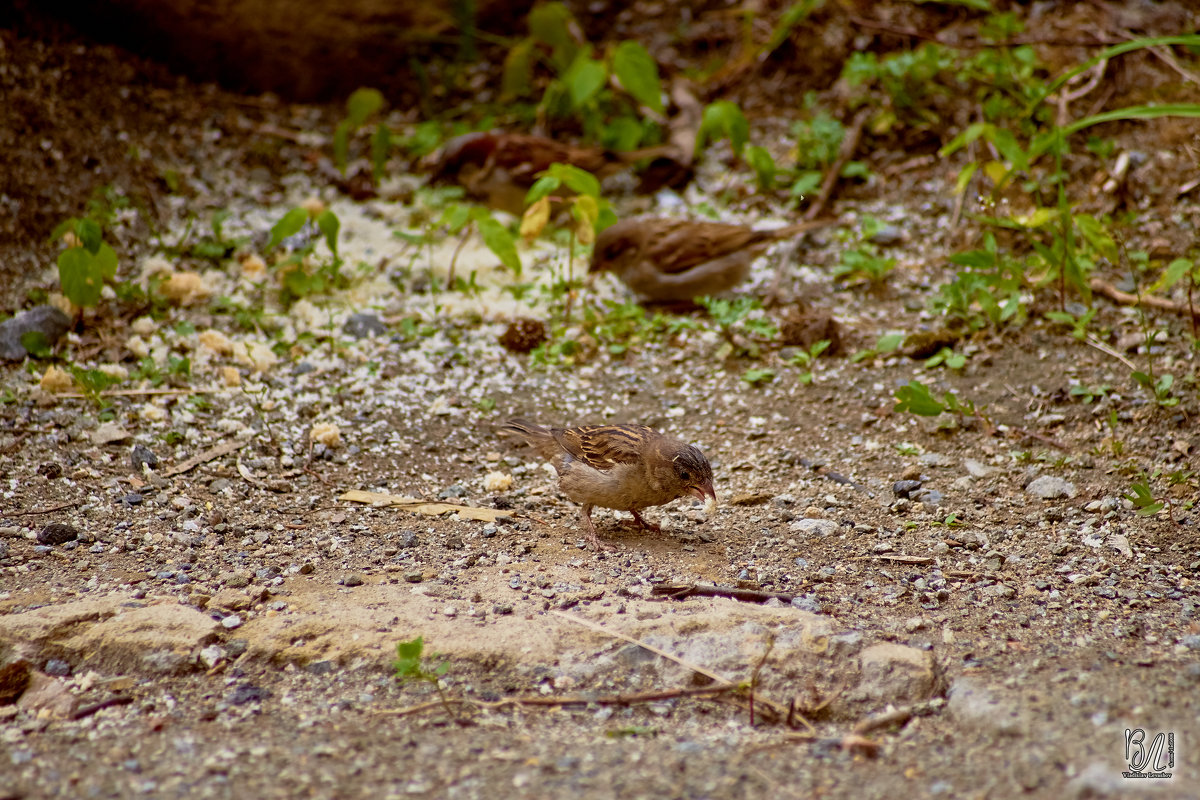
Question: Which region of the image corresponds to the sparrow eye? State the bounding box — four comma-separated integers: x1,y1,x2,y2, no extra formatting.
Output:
679,470,691,481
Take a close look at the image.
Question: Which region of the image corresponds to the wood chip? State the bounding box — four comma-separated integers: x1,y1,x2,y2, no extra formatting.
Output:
163,439,247,477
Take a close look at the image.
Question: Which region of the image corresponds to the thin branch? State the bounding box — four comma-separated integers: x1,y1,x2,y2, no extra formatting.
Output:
1083,334,1138,372
550,610,733,687
7,499,83,517
804,108,870,222
650,584,796,604
1091,277,1199,318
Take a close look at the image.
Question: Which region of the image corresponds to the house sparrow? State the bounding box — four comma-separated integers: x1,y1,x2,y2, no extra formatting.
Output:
421,131,675,216
589,217,835,302
501,418,716,550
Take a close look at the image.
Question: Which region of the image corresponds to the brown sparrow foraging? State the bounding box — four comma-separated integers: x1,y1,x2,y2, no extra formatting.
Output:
421,131,674,216
589,217,834,302
501,418,716,550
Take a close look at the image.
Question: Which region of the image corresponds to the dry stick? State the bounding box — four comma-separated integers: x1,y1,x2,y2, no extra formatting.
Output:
163,439,247,478
1091,278,1199,319
1054,60,1107,128
804,108,870,222
446,224,473,288
550,610,733,687
551,610,809,731
70,696,134,720
1083,335,1138,372
650,584,796,604
8,499,83,517
57,388,214,399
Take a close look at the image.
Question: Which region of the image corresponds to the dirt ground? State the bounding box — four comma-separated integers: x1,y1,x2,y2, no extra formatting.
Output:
2,4,1200,800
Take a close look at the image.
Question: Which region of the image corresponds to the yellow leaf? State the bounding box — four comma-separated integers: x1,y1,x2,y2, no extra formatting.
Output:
573,196,599,244
520,197,551,243
982,160,1009,186
1015,207,1057,228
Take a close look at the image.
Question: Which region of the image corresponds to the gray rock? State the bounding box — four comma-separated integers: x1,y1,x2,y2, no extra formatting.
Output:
130,444,159,471
1026,476,1076,499
789,518,838,538
893,480,922,498
44,658,71,676
342,312,387,339
0,305,72,360
867,223,905,246
963,459,997,478
38,523,79,545
947,676,1023,735
910,488,944,505
856,642,938,704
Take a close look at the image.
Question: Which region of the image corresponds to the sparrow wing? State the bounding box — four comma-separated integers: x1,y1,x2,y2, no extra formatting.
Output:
552,424,654,472
647,221,776,275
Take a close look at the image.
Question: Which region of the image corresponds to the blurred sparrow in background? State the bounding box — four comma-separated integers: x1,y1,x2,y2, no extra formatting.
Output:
589,217,834,302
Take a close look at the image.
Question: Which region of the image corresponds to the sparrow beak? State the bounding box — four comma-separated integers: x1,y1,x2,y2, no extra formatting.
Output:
689,480,717,505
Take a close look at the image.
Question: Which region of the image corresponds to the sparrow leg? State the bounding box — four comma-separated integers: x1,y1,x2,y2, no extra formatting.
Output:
629,509,662,533
580,505,614,551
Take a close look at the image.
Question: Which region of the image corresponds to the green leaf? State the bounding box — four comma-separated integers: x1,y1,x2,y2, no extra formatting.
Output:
697,101,750,157
371,123,391,182
762,0,821,56
20,330,52,358
986,126,1029,169
502,39,536,99
1152,258,1194,292
333,120,352,173
95,242,118,280
58,247,104,307
741,368,776,386
525,174,561,206
953,162,979,195
48,218,79,245
602,116,645,151
790,171,821,197
876,333,904,352
267,208,309,252
529,2,578,72
938,122,986,158
1074,213,1116,262
746,145,776,190
564,53,607,110
475,214,522,276
611,40,663,113
316,210,340,260
76,218,103,253
396,636,424,661
894,380,945,416
548,163,601,198
345,87,385,127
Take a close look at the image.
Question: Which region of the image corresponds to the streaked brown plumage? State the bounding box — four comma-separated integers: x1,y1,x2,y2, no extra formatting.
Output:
589,216,834,302
420,131,674,216
501,418,716,550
